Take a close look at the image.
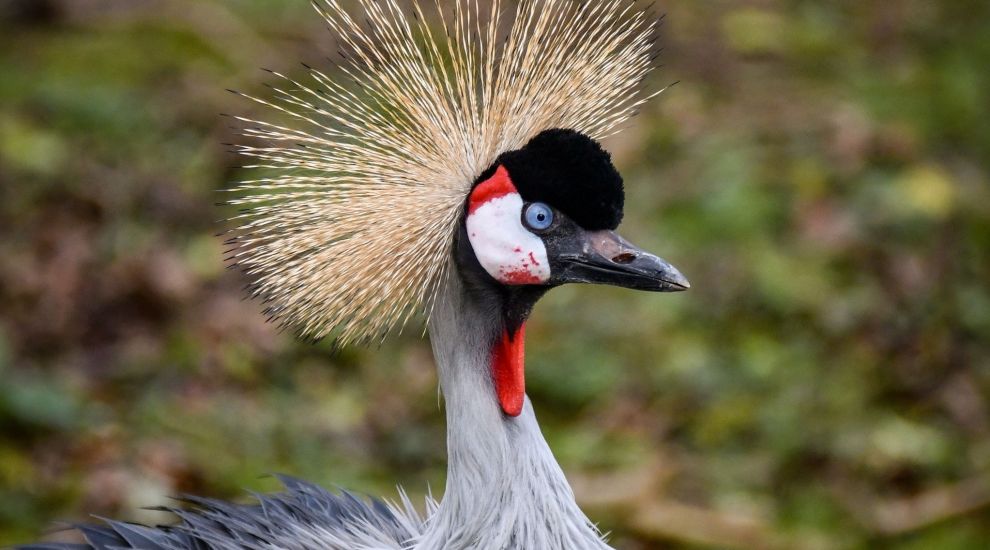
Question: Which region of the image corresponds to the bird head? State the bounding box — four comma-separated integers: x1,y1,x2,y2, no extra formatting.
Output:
461,128,688,296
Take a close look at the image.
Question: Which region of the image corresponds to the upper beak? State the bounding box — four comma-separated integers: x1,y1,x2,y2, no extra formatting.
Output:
552,230,690,292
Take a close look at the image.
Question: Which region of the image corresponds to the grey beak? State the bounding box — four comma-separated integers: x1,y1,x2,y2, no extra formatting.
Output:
552,230,690,292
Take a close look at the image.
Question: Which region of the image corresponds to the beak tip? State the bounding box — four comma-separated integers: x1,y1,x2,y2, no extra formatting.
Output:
663,268,691,292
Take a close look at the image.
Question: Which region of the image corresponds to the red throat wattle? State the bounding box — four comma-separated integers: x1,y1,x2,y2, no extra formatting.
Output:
492,324,526,417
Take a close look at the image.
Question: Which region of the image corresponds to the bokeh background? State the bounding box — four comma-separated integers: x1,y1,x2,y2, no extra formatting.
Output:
2,0,989,548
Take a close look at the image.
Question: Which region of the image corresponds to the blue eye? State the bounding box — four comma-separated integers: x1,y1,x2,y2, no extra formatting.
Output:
524,202,554,231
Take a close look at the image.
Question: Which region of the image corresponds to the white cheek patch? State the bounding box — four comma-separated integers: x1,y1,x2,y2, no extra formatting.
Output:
467,193,551,285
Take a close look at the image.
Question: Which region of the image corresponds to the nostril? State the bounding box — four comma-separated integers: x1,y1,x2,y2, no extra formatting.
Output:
611,252,637,264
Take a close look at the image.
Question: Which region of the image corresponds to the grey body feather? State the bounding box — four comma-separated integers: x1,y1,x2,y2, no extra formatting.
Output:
20,476,428,550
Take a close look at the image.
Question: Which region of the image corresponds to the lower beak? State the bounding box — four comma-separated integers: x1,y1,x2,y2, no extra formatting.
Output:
553,230,690,292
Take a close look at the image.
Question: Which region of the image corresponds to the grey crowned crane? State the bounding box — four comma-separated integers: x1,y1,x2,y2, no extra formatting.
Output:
22,0,688,548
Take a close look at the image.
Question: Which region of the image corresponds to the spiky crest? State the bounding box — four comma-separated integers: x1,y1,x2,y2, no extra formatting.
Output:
226,0,661,344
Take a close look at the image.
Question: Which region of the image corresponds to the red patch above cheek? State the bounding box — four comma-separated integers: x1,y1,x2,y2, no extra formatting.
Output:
492,324,526,417
468,165,517,214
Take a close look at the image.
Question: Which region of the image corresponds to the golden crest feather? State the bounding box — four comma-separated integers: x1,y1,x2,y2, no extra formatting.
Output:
226,0,661,344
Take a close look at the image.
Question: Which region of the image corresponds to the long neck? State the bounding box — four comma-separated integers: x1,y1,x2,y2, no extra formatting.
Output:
417,269,610,550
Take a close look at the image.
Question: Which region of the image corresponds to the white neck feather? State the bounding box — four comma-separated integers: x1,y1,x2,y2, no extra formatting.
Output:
417,268,611,550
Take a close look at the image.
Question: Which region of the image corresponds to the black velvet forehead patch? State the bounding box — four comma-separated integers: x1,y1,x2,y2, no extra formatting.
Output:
496,129,625,231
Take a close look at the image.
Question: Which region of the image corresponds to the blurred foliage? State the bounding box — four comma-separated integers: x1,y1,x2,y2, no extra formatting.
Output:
1,0,989,548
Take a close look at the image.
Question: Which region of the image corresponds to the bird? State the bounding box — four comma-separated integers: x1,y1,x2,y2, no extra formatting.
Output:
21,0,688,548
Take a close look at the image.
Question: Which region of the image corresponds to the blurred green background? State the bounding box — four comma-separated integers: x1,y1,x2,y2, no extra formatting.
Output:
1,0,989,548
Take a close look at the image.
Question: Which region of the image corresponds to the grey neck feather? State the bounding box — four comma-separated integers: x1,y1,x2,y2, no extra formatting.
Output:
417,265,611,550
